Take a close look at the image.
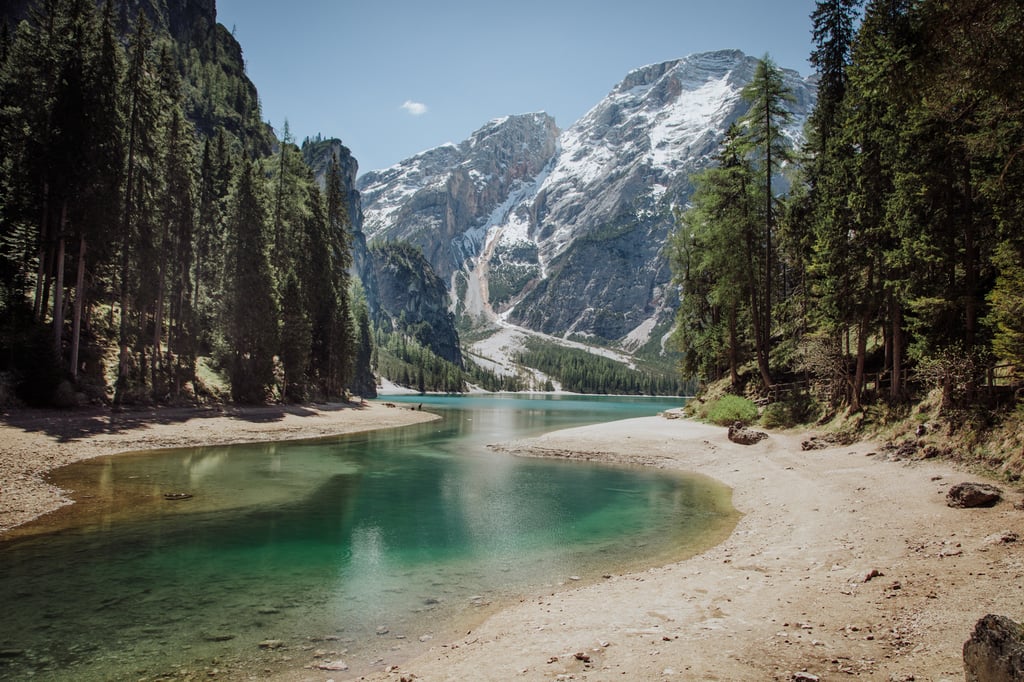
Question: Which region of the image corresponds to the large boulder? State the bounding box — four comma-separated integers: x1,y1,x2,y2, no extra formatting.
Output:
964,614,1024,681
728,421,767,446
947,482,1003,508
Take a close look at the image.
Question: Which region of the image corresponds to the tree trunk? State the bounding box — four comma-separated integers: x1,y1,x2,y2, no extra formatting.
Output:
70,234,87,380
33,182,50,321
748,286,773,392
116,69,141,404
153,252,166,392
764,99,773,366
728,304,739,389
891,297,903,401
851,313,869,412
742,175,771,393
963,173,978,403
52,202,67,359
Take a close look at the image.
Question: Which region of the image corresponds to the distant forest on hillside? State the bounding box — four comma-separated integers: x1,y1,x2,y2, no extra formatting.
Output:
672,0,1024,414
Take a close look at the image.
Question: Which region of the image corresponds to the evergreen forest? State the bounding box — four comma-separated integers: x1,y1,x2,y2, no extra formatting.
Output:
672,0,1024,418
4,0,1022,410
0,0,367,405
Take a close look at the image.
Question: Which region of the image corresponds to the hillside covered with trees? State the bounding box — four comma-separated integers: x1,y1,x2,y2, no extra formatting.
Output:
673,0,1023,425
0,0,368,405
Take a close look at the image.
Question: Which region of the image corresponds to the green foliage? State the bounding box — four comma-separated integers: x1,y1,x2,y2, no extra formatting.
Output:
222,161,278,403
701,395,759,426
988,241,1024,374
0,303,62,406
374,327,464,394
487,262,538,305
462,358,527,392
671,121,769,390
515,338,685,396
760,395,819,429
673,0,1024,421
0,2,363,406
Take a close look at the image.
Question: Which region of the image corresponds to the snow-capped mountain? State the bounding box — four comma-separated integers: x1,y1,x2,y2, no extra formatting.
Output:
358,50,815,355
356,113,559,281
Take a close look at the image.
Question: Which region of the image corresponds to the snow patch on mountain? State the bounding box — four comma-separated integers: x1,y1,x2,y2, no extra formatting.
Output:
357,50,815,365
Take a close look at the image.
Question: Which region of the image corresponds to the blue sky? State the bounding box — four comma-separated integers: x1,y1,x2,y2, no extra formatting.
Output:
216,0,819,175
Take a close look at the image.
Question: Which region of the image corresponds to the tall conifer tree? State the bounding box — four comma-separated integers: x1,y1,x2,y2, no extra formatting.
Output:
223,159,278,403
738,56,794,390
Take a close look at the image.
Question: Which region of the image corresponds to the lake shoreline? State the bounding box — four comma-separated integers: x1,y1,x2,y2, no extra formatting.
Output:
3,403,1021,680
0,400,439,537
350,412,1023,682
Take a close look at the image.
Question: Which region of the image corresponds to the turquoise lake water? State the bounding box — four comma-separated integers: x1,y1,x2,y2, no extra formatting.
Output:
0,394,736,680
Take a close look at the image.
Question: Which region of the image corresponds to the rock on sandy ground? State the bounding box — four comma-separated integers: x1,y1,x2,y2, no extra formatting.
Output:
342,415,1023,682
0,401,438,534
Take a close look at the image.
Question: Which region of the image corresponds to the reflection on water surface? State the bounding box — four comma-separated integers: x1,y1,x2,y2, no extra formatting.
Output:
0,395,736,680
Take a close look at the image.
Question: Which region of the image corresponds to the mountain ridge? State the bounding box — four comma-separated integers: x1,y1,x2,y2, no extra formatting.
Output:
357,50,816,368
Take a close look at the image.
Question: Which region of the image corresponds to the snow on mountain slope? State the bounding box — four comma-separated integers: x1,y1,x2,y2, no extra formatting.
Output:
356,113,559,281
357,50,816,362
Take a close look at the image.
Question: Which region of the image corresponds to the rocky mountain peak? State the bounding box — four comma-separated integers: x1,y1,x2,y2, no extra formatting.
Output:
358,50,816,357
356,113,559,280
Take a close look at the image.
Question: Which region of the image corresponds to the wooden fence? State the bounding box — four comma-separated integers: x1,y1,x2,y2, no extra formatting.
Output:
759,364,1020,406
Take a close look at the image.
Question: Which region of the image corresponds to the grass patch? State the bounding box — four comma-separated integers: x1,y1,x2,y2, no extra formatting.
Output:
700,395,759,426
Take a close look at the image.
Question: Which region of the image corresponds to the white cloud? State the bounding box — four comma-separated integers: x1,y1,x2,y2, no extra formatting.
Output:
400,100,428,116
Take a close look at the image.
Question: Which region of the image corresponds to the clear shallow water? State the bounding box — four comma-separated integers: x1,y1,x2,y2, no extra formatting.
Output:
0,395,736,680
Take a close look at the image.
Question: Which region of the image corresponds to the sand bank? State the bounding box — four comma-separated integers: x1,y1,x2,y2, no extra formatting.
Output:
0,401,438,535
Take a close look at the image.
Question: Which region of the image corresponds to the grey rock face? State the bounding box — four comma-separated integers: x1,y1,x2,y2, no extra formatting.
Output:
358,113,560,280
301,138,384,323
370,243,462,366
358,51,816,352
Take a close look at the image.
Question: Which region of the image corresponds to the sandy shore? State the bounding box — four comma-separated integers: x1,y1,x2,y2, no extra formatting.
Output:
0,400,439,535
3,406,1022,681
350,414,1023,682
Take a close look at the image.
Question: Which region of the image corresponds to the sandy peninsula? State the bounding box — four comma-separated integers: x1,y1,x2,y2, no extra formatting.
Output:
0,400,439,535
352,414,1023,682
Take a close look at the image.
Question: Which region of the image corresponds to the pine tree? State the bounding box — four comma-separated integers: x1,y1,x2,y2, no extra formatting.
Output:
323,153,354,397
672,125,760,388
223,160,278,403
161,106,197,395
348,281,377,398
738,58,794,390
194,129,232,355
808,0,862,154
67,0,124,381
301,181,336,396
115,15,162,403
279,271,311,402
